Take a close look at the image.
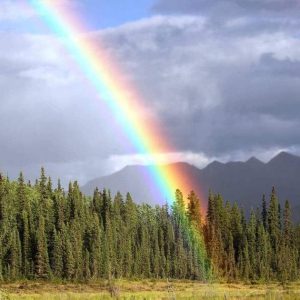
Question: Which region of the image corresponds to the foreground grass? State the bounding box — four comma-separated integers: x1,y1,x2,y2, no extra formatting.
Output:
1,280,300,299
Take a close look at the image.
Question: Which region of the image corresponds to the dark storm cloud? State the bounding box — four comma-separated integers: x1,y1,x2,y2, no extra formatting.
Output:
258,53,300,78
98,14,300,159
153,0,300,36
153,0,300,16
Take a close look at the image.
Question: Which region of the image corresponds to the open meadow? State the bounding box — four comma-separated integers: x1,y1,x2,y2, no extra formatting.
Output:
1,281,300,300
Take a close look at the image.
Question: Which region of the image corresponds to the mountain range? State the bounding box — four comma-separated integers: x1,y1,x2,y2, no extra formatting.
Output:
82,151,300,221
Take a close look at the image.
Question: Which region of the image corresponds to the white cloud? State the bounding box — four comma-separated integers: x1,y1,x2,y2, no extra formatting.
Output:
108,151,211,172
0,1,35,21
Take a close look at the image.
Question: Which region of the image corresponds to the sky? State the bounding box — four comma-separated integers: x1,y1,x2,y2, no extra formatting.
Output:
0,0,300,185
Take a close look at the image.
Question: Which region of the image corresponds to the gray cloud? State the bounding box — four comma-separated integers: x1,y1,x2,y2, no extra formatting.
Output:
0,33,133,183
1,2,300,185
153,0,300,16
153,0,300,37
97,15,300,158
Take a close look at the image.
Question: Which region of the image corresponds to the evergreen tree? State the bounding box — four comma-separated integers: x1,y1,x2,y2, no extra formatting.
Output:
268,187,280,274
35,215,50,278
187,191,202,232
262,194,267,230
52,229,63,278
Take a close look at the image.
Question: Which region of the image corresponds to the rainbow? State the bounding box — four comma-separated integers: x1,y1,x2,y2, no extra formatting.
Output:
30,0,203,206
30,0,211,280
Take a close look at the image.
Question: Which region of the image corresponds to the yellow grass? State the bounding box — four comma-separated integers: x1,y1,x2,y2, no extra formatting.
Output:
1,280,300,299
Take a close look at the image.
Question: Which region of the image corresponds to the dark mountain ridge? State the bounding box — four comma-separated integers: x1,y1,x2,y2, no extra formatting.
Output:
82,151,300,221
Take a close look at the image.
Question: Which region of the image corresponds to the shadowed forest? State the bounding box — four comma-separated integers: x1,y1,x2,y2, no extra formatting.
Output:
0,168,299,284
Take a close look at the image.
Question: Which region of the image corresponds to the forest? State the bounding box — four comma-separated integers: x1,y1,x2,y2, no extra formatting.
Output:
0,168,299,283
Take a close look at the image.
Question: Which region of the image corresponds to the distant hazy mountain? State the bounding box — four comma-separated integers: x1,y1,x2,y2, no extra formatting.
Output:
82,152,300,221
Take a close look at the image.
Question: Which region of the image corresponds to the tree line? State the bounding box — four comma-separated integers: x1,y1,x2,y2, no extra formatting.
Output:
205,187,300,282
0,169,209,281
0,168,299,283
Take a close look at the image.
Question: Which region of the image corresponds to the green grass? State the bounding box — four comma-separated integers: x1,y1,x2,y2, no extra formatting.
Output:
1,280,300,299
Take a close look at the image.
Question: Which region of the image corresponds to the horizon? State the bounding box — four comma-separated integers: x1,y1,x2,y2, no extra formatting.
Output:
1,149,299,188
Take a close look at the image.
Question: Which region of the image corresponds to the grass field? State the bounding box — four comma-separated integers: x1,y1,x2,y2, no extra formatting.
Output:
1,280,300,299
